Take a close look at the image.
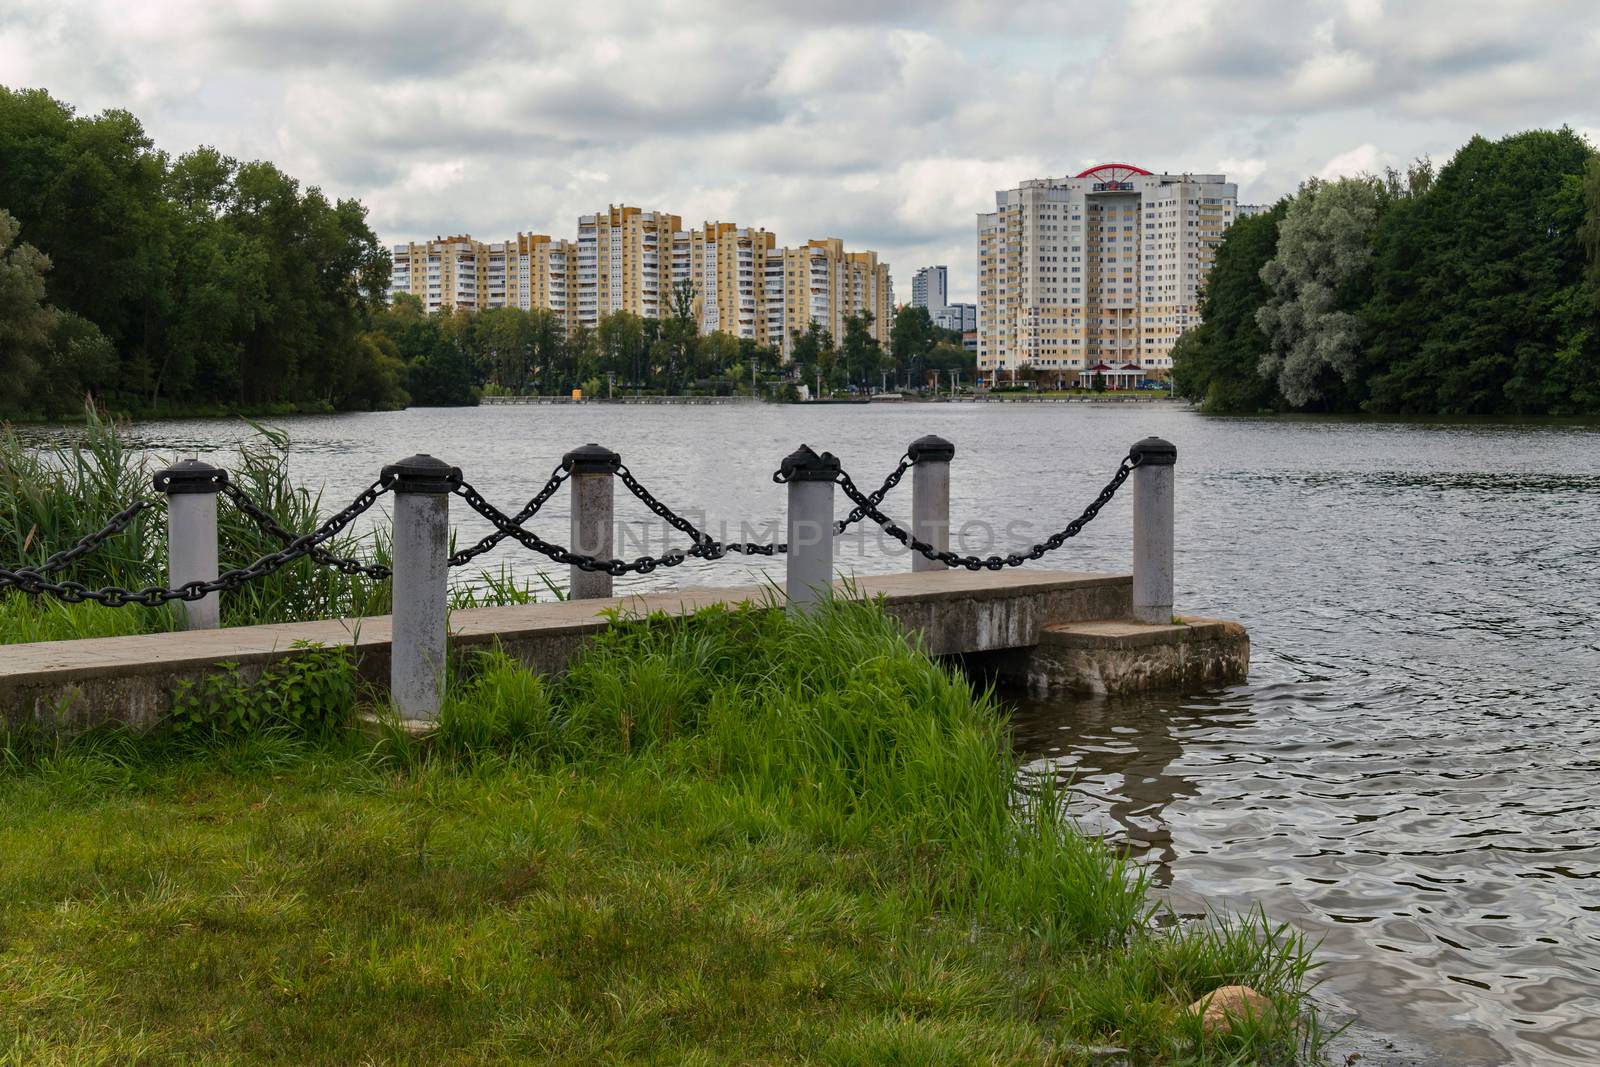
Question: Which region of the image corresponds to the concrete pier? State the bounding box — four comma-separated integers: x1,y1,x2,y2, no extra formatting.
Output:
1,569,1169,732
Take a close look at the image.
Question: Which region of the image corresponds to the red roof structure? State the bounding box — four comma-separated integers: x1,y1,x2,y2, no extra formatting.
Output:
1073,163,1153,182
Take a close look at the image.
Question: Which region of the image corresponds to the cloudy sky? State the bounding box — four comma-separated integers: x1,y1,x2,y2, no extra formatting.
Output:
4,0,1597,302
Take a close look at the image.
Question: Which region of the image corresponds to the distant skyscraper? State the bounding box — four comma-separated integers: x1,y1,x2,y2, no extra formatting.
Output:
976,163,1238,379
911,265,948,311
933,303,976,333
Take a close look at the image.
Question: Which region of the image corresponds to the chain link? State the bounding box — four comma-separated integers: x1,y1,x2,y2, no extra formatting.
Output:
0,480,391,607
832,451,912,533
222,483,393,580
831,452,1141,571
616,464,786,559
0,499,152,588
450,476,697,575
449,462,571,568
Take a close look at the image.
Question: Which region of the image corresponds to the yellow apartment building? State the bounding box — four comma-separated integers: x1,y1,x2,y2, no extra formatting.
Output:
768,239,895,358
672,222,777,343
389,207,895,363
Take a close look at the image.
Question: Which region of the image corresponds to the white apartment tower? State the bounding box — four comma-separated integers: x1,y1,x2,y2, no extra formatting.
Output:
911,265,948,311
976,164,1236,380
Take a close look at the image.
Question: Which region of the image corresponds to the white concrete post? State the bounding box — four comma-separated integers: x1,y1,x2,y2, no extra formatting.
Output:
908,435,954,572
1130,437,1176,625
384,453,454,723
781,445,840,614
563,443,619,600
154,458,223,630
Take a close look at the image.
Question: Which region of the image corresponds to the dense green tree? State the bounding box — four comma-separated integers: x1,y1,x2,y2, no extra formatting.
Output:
1255,177,1384,408
889,305,935,383
840,311,881,386
0,87,390,415
1365,128,1598,415
1171,203,1290,412
0,209,116,414
596,312,647,389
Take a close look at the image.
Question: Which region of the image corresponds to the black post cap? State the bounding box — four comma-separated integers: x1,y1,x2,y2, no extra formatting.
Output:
908,434,956,464
381,453,459,493
562,442,621,475
779,444,842,482
1129,437,1177,466
153,458,226,495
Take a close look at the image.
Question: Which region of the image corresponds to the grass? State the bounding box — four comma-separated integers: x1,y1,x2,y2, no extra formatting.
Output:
0,598,1323,1064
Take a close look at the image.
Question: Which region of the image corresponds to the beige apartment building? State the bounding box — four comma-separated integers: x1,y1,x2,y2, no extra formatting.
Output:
389,206,894,360
575,206,681,328
672,222,777,343
767,239,895,358
976,164,1236,382
389,233,575,328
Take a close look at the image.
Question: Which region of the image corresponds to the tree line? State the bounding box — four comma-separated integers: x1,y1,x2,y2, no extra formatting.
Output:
1,87,979,416
376,287,972,404
1173,128,1600,416
0,87,395,418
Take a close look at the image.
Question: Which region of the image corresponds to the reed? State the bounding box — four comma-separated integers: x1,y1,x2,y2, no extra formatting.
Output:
0,407,549,643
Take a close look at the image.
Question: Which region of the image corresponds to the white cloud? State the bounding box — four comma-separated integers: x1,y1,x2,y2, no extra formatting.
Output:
1318,143,1387,179
2,0,1597,304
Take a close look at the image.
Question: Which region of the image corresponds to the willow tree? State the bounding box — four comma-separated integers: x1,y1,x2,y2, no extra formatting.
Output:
1254,177,1382,408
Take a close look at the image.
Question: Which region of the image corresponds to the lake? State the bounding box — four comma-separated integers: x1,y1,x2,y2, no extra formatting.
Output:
49,402,1600,1065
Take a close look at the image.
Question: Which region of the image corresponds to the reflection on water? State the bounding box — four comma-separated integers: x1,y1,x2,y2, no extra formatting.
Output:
25,405,1600,1066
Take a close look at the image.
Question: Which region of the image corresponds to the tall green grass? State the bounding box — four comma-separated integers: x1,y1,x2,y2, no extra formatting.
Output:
0,597,1321,1064
1,407,551,643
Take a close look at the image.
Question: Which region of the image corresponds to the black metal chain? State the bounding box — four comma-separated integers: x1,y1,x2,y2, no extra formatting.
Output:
0,480,391,607
0,499,152,589
450,475,698,575
831,451,913,533
615,464,785,559
2,448,1140,604
831,452,1141,571
449,462,570,568
221,483,393,580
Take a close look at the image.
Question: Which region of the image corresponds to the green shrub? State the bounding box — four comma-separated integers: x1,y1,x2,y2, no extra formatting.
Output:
168,642,355,740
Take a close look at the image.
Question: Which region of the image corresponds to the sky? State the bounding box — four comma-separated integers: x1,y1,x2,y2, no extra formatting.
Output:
3,0,1597,304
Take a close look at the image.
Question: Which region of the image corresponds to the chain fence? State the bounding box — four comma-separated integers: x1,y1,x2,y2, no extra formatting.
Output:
0,446,1140,607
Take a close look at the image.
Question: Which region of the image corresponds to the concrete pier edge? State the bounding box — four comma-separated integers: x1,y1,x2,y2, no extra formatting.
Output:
1,570,1248,732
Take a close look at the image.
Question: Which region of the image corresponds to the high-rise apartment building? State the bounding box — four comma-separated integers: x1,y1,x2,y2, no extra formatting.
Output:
770,239,895,357
976,163,1236,380
576,206,682,328
390,236,483,313
672,222,777,343
389,206,895,362
911,265,948,311
389,233,574,326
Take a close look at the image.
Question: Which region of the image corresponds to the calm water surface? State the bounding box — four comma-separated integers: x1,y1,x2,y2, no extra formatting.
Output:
66,404,1600,1065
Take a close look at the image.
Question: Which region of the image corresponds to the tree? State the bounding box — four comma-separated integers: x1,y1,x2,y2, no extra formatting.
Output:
0,209,63,409
1171,202,1290,413
840,311,881,386
0,209,116,414
0,88,391,414
1365,128,1599,415
660,279,699,392
789,321,832,392
889,305,935,383
1255,177,1383,408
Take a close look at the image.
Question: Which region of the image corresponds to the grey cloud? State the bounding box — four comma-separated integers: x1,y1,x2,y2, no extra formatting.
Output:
206,1,539,76
5,0,1598,303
